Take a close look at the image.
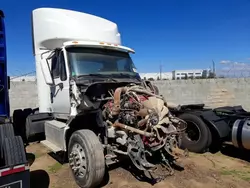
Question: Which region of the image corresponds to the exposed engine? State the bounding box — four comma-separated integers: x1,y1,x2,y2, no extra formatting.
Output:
102,84,187,180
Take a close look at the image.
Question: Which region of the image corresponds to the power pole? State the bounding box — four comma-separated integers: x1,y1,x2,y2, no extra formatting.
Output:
212,60,216,76
159,63,163,80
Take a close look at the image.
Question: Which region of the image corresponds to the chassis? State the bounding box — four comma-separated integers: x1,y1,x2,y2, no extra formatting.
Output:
169,103,250,153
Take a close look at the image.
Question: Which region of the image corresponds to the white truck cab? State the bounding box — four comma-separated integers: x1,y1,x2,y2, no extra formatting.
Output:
32,7,139,116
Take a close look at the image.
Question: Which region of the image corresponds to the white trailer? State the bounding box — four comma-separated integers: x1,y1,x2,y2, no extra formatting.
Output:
14,7,187,188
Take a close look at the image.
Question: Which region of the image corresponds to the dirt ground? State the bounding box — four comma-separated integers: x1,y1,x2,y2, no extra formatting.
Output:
26,142,250,188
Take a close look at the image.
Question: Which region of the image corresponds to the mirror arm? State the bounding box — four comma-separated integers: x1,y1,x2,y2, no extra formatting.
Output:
50,82,64,90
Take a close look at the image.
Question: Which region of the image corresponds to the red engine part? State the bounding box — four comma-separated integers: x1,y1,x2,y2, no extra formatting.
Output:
105,95,148,109
103,100,113,111
129,94,148,103
142,134,163,147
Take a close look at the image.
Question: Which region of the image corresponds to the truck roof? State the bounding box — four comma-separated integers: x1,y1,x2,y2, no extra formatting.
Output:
32,7,123,55
0,10,4,18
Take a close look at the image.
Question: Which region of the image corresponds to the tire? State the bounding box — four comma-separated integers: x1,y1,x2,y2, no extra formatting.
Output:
0,123,15,159
13,108,33,142
0,123,15,143
207,126,213,150
68,129,105,188
12,109,24,136
178,113,211,153
32,108,39,114
22,108,33,142
2,136,27,166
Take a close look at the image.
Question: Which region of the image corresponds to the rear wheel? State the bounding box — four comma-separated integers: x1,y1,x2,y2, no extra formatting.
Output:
0,123,15,159
68,129,105,188
12,109,24,136
0,123,15,143
2,136,27,166
178,113,211,153
13,108,34,143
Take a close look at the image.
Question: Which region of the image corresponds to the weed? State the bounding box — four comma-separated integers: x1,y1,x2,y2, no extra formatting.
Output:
34,152,45,159
48,162,62,173
221,169,250,181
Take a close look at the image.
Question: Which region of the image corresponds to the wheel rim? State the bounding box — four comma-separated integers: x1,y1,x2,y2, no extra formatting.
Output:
69,143,87,178
184,120,201,142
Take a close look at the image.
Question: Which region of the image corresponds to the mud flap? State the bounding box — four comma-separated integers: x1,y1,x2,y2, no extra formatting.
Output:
200,110,230,138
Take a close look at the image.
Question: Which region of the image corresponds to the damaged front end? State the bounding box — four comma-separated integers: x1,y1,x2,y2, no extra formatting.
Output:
102,84,187,180
71,81,187,182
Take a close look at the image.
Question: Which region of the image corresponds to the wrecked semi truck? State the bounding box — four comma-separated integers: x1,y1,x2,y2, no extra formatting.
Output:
15,7,187,188
0,10,30,188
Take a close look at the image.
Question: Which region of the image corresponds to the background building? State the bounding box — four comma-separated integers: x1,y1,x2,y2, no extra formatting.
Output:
139,72,172,80
172,69,211,80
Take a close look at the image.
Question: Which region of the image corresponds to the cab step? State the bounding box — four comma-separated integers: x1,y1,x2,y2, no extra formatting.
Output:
40,140,62,153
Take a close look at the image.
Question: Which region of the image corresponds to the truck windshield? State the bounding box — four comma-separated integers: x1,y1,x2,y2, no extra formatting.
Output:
66,47,138,78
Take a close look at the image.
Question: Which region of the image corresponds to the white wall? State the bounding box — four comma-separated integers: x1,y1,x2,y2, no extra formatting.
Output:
9,78,250,116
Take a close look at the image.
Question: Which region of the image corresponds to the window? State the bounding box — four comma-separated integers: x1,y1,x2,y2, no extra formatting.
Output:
51,52,59,79
50,50,67,81
66,47,138,77
58,51,67,81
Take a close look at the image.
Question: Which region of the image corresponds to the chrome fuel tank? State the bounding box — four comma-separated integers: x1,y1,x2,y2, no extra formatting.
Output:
232,119,250,150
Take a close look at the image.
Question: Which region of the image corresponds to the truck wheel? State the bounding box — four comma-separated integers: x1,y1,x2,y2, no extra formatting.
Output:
68,129,105,188
0,123,15,142
22,108,33,142
0,123,15,159
2,136,27,166
12,109,24,136
178,113,211,153
207,126,213,150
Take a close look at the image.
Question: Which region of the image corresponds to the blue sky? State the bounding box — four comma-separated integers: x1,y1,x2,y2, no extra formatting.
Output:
1,0,250,75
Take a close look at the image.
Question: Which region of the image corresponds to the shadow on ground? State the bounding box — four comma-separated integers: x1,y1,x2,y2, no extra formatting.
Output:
48,151,68,164
26,153,36,166
103,157,185,187
30,170,50,188
220,143,250,163
27,152,50,188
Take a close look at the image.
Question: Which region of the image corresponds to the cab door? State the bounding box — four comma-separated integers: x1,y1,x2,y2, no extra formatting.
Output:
50,50,70,116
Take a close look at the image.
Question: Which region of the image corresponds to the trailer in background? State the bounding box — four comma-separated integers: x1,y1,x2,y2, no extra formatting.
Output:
0,10,30,188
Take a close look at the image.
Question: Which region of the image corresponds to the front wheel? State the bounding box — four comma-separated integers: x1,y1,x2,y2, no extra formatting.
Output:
68,129,105,188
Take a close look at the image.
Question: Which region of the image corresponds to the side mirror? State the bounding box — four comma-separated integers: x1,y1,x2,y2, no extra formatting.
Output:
7,76,10,89
40,59,53,85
